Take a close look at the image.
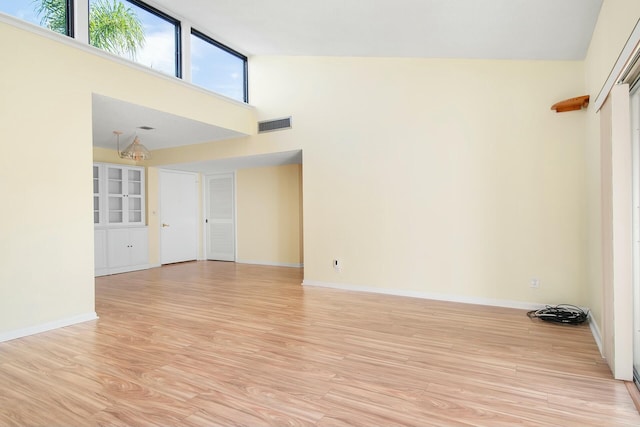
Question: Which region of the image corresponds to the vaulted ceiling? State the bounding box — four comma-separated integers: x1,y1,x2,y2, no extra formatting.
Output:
94,0,603,170
152,0,603,60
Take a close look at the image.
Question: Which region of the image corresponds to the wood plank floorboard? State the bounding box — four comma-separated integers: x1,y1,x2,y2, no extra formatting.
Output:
1,261,639,426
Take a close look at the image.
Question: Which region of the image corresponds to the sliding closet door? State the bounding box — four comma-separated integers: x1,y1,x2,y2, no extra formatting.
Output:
601,84,634,380
632,86,640,389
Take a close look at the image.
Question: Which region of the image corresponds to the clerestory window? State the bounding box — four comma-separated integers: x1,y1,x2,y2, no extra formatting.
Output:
1,1,250,103
88,0,181,78
0,0,74,36
191,28,248,103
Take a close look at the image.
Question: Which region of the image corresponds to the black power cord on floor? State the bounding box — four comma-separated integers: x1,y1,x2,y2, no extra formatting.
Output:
526,304,589,325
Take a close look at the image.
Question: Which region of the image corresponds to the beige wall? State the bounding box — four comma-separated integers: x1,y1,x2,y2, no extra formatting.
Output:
0,24,95,335
0,18,255,337
148,57,590,307
93,147,137,165
5,2,629,338
250,56,588,305
146,167,161,265
149,57,586,304
236,164,303,266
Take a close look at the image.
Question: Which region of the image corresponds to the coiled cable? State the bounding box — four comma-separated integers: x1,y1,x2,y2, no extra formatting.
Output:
526,304,589,325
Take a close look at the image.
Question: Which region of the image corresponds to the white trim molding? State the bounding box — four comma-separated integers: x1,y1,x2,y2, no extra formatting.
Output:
302,280,601,348
593,18,640,112
302,280,547,311
0,312,99,343
237,260,303,268
588,312,604,357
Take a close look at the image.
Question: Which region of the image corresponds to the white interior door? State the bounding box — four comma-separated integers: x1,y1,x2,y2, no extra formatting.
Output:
206,173,235,261
160,170,198,264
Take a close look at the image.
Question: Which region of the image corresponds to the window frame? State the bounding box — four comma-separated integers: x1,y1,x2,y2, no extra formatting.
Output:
89,0,182,78
65,0,75,37
127,0,181,78
0,0,75,36
5,0,254,100
191,28,248,103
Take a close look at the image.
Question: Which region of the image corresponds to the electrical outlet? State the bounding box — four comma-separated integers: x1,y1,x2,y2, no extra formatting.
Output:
530,278,540,289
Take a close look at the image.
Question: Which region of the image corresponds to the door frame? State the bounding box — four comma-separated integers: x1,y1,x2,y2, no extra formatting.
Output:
159,169,199,265
595,16,640,385
203,171,237,261
632,85,640,389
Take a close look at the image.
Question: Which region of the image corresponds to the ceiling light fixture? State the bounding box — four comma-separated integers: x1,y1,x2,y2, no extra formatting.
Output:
114,130,151,161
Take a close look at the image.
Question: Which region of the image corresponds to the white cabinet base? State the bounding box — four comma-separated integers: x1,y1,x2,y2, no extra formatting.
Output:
94,229,108,276
95,227,149,276
106,264,149,275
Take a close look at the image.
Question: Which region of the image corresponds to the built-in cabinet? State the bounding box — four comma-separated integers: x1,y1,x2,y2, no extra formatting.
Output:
94,229,108,276
93,165,102,224
94,162,148,276
106,165,145,225
106,227,149,274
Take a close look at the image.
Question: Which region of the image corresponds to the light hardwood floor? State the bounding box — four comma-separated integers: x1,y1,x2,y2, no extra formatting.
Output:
1,261,639,426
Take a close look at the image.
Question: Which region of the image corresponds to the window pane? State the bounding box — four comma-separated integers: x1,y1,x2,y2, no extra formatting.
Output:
0,0,71,35
88,0,179,77
191,31,247,103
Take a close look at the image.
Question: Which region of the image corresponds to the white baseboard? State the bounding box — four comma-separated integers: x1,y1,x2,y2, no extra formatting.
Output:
97,264,158,277
0,312,99,343
108,264,150,275
237,259,303,268
588,313,604,357
302,280,548,311
302,281,605,349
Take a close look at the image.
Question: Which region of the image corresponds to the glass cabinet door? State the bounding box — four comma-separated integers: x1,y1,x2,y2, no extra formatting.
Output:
128,169,142,195
128,169,143,223
93,165,101,224
101,165,145,225
107,167,124,224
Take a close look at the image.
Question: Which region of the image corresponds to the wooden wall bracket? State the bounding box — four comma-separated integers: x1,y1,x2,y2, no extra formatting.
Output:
551,95,590,112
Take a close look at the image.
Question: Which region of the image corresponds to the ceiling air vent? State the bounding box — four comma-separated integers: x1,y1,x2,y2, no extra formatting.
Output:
258,116,292,133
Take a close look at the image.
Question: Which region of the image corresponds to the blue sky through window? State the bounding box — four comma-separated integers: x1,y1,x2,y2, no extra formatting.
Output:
1,0,248,102
89,0,177,76
1,0,58,30
191,33,246,103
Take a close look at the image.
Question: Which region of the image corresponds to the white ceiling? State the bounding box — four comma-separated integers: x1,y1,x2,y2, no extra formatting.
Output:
93,0,604,172
154,0,603,60
92,94,246,150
